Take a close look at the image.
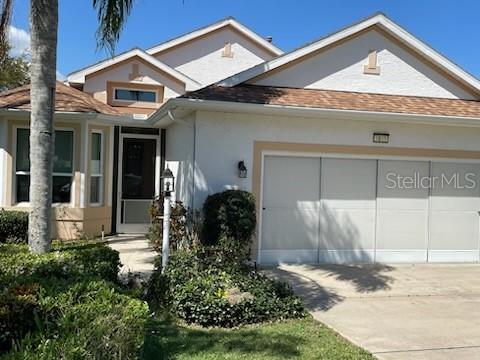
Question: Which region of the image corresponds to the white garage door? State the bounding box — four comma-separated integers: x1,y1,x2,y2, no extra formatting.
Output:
260,155,480,264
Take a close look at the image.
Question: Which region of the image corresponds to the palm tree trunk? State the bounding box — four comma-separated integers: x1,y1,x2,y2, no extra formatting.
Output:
28,0,58,253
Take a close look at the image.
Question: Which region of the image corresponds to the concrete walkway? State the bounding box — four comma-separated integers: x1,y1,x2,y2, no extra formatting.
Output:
265,264,480,360
107,234,157,280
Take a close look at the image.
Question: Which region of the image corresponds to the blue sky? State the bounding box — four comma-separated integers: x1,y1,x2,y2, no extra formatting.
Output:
9,0,480,79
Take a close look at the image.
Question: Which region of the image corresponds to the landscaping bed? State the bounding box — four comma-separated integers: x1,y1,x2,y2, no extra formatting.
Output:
148,246,306,328
0,242,149,359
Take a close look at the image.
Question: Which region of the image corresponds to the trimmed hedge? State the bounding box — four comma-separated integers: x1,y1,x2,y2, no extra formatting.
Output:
201,190,256,247
0,210,28,244
148,247,306,328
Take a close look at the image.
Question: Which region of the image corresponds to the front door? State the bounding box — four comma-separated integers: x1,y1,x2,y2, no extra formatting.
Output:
118,137,157,233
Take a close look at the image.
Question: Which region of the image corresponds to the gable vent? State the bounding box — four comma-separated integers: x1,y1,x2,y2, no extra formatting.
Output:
222,42,234,58
364,50,381,75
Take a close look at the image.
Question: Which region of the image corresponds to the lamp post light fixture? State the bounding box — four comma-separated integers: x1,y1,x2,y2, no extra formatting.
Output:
161,167,175,196
160,167,175,271
238,160,247,178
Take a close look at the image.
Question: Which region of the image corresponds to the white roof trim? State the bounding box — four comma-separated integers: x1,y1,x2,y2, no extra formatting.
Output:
146,17,283,56
67,48,201,91
219,13,480,95
148,97,480,129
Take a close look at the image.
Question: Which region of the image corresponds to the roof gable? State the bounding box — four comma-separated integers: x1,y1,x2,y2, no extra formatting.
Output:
67,49,200,91
152,25,280,87
146,17,282,57
219,13,480,99
250,27,476,99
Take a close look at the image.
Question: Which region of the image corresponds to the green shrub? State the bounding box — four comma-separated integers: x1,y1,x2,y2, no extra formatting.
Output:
0,210,28,244
148,199,193,252
0,242,150,359
6,281,149,360
0,284,40,353
148,247,305,328
0,242,121,286
202,190,256,249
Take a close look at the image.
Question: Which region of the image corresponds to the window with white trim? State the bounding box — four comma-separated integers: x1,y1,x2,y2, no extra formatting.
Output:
90,131,103,205
15,128,74,203
114,88,156,102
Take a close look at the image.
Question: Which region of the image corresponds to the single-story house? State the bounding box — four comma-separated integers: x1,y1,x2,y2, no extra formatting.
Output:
2,13,480,264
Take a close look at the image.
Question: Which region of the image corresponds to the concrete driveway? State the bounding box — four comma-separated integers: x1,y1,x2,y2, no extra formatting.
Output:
265,264,480,360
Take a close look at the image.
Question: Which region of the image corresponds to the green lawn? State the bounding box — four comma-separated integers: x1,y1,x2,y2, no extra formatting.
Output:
141,317,373,360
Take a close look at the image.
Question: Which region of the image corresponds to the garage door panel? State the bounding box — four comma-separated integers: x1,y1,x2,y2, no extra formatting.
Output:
320,208,375,250
376,210,428,250
263,156,320,208
377,160,429,210
262,208,319,251
430,162,480,211
321,158,376,208
320,158,376,256
429,212,479,251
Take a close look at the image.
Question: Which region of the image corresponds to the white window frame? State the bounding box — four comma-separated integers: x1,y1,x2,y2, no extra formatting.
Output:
113,87,158,104
89,129,104,206
13,126,75,207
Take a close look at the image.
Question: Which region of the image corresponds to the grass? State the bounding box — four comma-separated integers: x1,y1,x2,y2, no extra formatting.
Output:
141,317,374,360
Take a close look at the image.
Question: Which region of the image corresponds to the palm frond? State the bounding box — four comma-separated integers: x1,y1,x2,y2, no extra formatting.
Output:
93,0,135,56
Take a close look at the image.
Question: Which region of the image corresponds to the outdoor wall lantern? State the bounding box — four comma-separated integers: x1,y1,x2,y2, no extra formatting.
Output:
161,167,175,196
238,160,247,178
160,167,174,272
373,132,390,144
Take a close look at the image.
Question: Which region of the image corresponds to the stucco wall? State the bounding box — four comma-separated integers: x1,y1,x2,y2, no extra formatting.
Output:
252,29,476,100
167,110,480,212
155,27,276,86
84,58,185,104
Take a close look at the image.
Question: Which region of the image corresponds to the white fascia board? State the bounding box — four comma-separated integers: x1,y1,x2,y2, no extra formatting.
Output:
146,18,283,56
149,97,480,128
67,49,201,91
219,14,480,94
0,108,152,127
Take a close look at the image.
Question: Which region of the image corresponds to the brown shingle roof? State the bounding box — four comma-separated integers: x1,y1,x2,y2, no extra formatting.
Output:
183,85,480,118
0,82,120,115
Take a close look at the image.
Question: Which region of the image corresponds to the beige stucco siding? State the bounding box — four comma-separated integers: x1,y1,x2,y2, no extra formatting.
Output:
1,116,114,239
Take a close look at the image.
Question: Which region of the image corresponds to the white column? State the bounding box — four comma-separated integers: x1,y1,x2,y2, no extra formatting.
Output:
0,118,7,207
107,125,114,207
79,121,88,208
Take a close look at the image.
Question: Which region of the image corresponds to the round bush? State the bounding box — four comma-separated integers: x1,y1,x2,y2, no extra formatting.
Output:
201,190,256,247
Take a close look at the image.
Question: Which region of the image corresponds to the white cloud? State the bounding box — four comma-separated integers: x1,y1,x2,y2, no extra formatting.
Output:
7,26,66,81
8,25,30,57
56,71,66,81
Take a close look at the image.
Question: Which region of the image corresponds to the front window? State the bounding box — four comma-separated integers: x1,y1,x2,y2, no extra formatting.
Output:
90,131,103,205
114,88,156,103
15,128,74,204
